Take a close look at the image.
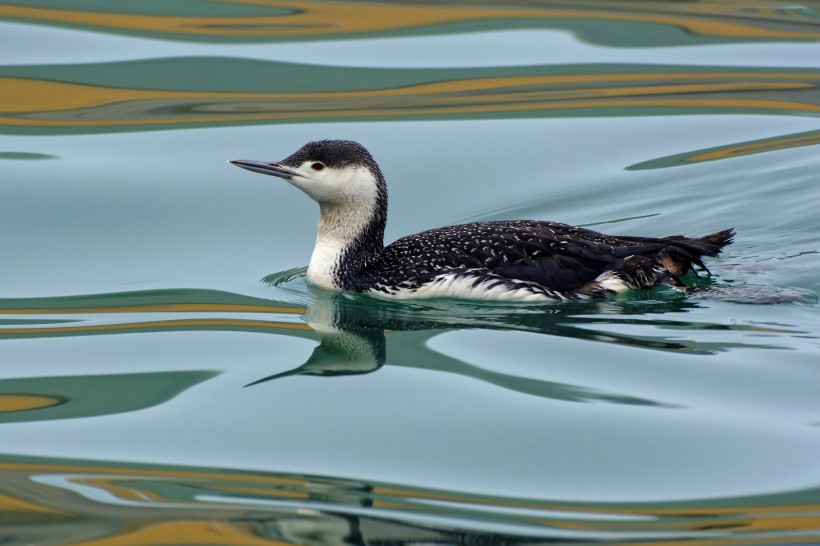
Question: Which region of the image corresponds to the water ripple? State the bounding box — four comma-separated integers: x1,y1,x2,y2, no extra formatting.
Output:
2,61,819,133
3,454,820,544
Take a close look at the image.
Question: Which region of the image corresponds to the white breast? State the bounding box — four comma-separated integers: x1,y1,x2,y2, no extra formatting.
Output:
369,272,568,301
307,237,346,290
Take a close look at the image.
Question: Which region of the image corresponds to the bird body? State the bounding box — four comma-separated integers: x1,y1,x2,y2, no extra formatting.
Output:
231,140,733,301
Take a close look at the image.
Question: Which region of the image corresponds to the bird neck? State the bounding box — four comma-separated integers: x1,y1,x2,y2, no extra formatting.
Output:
307,194,387,290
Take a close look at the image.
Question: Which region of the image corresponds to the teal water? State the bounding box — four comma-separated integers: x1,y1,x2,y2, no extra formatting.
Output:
1,2,820,544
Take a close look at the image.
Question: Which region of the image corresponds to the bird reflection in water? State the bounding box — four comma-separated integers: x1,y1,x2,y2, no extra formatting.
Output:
247,292,387,385
245,284,785,406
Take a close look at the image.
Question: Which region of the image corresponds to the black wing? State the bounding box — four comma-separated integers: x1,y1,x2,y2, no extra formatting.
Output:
362,220,669,292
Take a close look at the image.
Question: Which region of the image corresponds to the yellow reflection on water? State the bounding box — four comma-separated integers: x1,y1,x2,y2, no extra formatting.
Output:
628,129,820,169
0,289,310,338
0,394,62,412
687,131,820,163
1,459,820,544
0,319,312,337
3,70,820,131
0,303,303,315
68,521,288,546
0,490,65,515
1,1,819,40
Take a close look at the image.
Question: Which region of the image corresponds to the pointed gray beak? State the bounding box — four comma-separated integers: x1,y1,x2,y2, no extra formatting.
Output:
229,160,295,179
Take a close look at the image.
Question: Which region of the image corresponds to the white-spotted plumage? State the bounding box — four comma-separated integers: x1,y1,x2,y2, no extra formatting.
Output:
231,140,734,301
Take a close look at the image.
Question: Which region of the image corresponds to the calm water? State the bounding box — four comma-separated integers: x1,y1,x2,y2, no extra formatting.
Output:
1,1,820,544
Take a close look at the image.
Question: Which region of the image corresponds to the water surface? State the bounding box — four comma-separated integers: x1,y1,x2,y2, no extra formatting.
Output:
1,1,819,544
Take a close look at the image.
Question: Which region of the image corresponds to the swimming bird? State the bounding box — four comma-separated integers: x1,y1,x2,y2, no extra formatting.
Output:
230,140,734,301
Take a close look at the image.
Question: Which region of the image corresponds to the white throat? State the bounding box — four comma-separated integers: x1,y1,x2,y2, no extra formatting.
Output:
307,197,377,290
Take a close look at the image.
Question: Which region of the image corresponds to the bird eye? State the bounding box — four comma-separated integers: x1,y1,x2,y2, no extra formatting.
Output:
311,162,325,171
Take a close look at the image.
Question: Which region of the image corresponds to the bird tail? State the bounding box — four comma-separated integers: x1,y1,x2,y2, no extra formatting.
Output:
577,228,735,297
678,228,736,258
660,228,735,276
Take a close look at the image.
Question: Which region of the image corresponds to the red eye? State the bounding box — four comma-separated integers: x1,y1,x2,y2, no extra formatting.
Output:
311,162,325,171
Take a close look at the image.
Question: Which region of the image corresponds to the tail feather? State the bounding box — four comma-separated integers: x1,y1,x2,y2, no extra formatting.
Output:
691,228,736,257
581,229,735,297
658,228,734,278
664,228,735,258
581,229,735,296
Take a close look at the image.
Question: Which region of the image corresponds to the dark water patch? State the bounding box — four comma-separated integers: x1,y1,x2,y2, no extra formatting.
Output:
0,152,57,160
0,318,78,326
8,58,819,94
0,372,216,423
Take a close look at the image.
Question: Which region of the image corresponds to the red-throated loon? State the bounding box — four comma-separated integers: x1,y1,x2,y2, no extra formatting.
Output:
230,140,734,301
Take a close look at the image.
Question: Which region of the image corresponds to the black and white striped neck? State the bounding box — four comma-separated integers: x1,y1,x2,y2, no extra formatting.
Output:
230,140,389,291
308,175,388,291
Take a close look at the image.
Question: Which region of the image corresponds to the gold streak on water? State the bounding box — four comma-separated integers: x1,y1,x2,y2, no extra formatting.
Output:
2,73,819,128
0,1,818,40
3,458,817,526
0,2,539,38
686,132,820,162
1,461,819,540
0,304,305,315
0,319,313,336
0,461,310,487
61,520,290,546
0,491,64,515
0,395,62,412
4,72,820,105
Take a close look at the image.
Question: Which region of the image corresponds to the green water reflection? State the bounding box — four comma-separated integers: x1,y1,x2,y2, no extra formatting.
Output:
0,372,215,424
2,0,819,43
3,60,819,136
